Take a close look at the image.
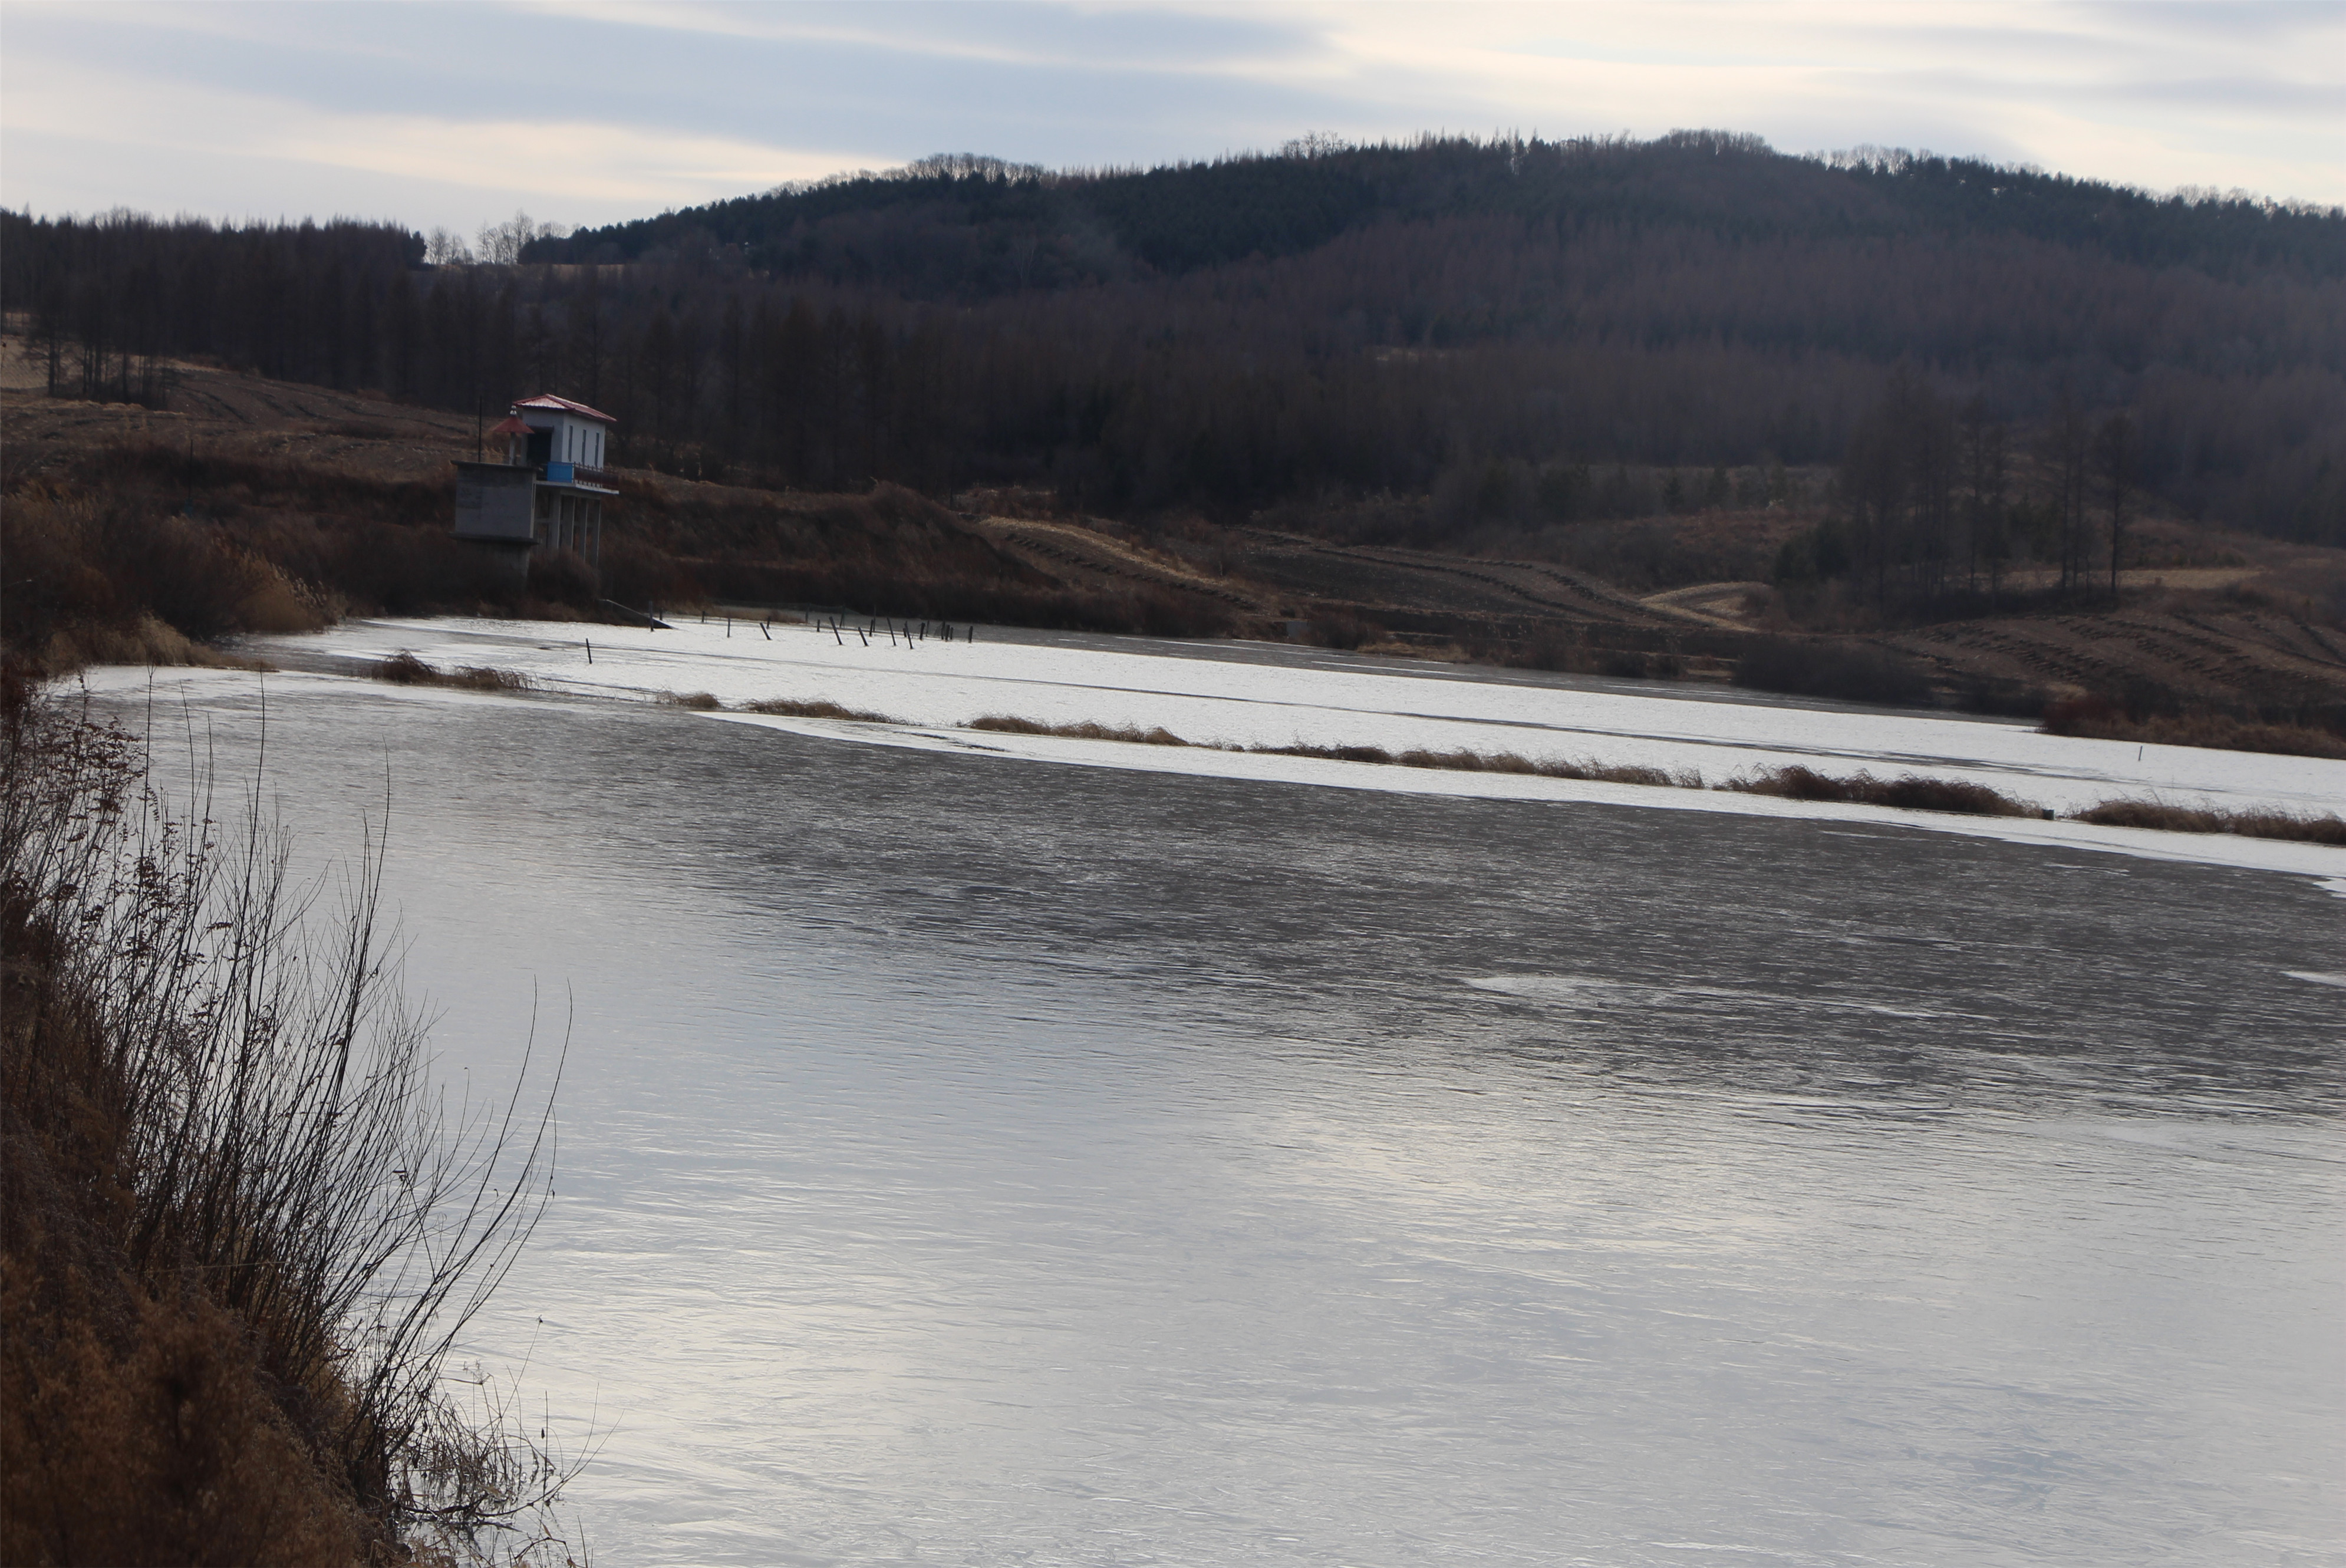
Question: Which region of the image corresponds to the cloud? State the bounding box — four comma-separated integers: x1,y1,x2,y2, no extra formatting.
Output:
6,56,862,206
2,0,2338,233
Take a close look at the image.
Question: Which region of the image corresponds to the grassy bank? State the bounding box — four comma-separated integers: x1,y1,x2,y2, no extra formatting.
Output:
2039,695,2346,761
0,674,578,1564
0,440,1237,678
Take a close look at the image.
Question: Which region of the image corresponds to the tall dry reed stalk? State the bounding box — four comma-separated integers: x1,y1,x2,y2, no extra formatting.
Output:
0,677,582,1562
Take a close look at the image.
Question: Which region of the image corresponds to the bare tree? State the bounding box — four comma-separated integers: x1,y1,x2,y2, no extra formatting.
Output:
2097,411,2136,601
476,210,568,268
425,226,475,267
2040,387,2092,596
1958,394,2006,591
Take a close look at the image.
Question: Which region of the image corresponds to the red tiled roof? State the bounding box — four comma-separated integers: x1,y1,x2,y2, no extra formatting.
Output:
512,393,617,424
489,415,534,436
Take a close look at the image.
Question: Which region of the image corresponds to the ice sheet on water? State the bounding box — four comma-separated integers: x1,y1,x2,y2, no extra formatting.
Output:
230,615,2346,885
709,709,2344,884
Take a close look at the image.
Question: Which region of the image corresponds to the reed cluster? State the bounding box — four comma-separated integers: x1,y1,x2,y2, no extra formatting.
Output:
1722,764,2035,817
0,674,578,1564
945,711,2346,845
742,696,901,723
970,715,1190,746
2069,798,2346,845
372,651,535,692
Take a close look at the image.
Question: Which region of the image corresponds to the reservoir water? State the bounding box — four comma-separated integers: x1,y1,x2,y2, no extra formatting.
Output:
94,648,2343,1566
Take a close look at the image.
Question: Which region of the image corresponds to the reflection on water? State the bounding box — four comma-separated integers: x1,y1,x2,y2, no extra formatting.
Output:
111,680,2343,1566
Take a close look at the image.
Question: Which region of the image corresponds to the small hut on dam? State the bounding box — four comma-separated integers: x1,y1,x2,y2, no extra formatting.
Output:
452,395,619,580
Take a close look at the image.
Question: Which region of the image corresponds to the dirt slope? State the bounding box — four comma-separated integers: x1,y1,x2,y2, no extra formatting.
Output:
1888,602,2346,711
970,515,1271,616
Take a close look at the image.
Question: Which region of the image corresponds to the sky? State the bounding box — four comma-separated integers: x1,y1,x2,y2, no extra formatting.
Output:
4,1,2341,238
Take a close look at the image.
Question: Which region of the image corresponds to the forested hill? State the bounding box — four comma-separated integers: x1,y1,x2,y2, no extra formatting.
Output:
539,133,2345,293
6,133,2342,545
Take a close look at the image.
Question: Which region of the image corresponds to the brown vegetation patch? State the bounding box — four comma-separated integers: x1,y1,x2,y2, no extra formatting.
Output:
371,651,533,692
970,714,1191,746
742,697,899,723
0,684,577,1562
1,414,1244,673
1726,764,2037,817
961,723,1691,785
943,706,2345,845
0,486,325,674
1255,741,1401,765
2067,799,2346,845
2041,697,2346,760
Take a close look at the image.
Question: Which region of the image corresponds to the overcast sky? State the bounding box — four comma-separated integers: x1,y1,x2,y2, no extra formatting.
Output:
5,1,2341,236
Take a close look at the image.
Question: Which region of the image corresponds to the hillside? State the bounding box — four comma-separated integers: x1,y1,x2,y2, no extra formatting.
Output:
6,132,2346,742
8,341,2344,739
6,133,2342,545
550,134,2346,291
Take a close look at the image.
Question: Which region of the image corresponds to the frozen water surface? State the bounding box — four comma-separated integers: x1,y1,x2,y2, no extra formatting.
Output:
245,614,2346,822
80,627,2346,1566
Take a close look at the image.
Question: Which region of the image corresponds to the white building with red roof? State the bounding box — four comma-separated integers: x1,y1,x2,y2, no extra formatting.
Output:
453,394,620,575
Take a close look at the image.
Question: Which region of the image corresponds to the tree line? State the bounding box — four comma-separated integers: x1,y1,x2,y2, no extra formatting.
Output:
1777,367,2153,610
549,131,2346,291
3,133,2340,543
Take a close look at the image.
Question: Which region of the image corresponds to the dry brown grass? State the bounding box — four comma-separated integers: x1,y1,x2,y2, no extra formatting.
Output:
1248,740,1401,764
742,696,899,723
1390,747,1686,786
1725,764,2037,817
960,719,1689,784
971,714,1190,745
35,613,269,674
371,652,535,693
2,1263,374,1566
1,487,321,676
2041,699,2346,760
2067,798,2346,845
952,710,2346,844
0,678,580,1564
